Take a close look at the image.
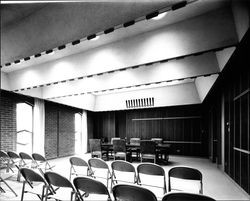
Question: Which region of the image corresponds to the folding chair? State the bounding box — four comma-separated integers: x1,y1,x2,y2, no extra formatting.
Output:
0,150,14,173
112,184,158,201
44,171,77,201
168,166,203,194
137,163,166,195
19,152,35,168
7,151,22,181
69,157,90,181
32,153,55,173
19,168,49,201
111,160,136,189
0,176,17,197
162,192,215,201
74,176,111,201
88,158,112,190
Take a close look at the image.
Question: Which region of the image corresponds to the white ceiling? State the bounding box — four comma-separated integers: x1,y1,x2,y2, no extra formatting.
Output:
1,0,247,111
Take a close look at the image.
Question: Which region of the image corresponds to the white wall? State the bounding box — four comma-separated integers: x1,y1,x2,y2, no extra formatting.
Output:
94,82,201,111
195,74,219,102
1,72,10,90
7,8,237,91
216,47,236,71
41,52,219,99
51,94,96,111
232,0,250,41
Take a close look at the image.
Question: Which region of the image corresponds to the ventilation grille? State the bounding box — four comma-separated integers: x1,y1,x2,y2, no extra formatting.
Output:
126,97,154,109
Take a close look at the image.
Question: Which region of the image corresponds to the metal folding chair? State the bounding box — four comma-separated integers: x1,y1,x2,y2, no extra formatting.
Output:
69,157,90,181
168,166,203,194
113,184,157,201
74,176,111,201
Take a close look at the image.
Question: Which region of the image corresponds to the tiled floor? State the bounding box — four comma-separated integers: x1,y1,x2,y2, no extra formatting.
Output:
0,154,249,200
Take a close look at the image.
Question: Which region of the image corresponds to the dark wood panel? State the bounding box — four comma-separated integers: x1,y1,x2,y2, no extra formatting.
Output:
89,105,204,156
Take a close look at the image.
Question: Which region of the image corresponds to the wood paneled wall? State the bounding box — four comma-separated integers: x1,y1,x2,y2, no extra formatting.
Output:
202,29,250,194
88,104,206,156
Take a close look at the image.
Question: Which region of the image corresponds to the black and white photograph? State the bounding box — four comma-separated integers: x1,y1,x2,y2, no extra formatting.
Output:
0,0,249,200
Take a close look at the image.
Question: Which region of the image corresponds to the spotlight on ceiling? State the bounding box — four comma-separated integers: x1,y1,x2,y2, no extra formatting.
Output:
46,49,54,55
87,34,99,41
152,12,167,20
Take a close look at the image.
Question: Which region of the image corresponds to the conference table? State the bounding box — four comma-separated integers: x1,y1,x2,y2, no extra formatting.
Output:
101,142,171,164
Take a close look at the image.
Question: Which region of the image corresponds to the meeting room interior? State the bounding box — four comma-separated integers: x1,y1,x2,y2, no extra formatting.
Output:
0,0,249,201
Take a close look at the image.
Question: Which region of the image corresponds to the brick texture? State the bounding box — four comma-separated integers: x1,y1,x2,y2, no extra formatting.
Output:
45,102,77,159
0,91,17,152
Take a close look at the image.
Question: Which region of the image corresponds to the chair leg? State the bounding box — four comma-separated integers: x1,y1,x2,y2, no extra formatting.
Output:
1,177,18,197
21,181,25,201
69,166,72,181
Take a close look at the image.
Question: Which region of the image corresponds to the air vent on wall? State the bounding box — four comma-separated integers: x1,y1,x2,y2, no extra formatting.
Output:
126,97,154,109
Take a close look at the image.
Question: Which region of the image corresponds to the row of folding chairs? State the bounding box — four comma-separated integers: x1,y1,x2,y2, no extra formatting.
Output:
19,167,215,201
69,157,203,196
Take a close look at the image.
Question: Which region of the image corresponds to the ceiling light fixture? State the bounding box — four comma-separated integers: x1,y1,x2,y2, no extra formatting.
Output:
152,12,168,20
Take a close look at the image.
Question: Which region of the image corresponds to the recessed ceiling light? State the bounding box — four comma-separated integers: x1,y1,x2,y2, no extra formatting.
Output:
91,35,100,41
152,12,167,20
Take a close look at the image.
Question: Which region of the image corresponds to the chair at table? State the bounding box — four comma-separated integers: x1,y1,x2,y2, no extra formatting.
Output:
137,163,166,195
111,137,121,144
19,152,35,168
7,151,22,181
69,157,90,181
168,166,203,194
88,158,112,190
44,171,77,201
140,140,157,163
113,139,131,161
0,150,14,173
89,139,108,160
73,176,111,201
129,138,141,161
112,184,158,201
151,138,163,144
162,192,215,201
151,138,164,160
19,168,49,201
32,153,55,173
111,160,136,189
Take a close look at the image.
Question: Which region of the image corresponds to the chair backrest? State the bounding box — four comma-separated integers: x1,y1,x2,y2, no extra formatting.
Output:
111,137,121,144
130,138,140,145
111,160,135,173
113,139,126,153
7,151,20,159
162,192,215,201
151,138,163,144
44,171,74,189
69,157,88,167
168,166,203,193
0,150,9,158
137,163,165,176
113,184,158,201
88,158,109,170
73,176,110,197
19,152,33,160
140,140,156,155
20,168,46,184
89,139,102,152
32,153,46,162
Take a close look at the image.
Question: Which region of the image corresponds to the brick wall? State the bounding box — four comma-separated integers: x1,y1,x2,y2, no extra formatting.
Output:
1,90,80,160
0,90,33,152
45,102,78,159
0,91,17,152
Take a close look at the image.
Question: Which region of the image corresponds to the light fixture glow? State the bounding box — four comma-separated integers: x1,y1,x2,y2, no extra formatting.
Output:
91,35,100,41
152,12,167,20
